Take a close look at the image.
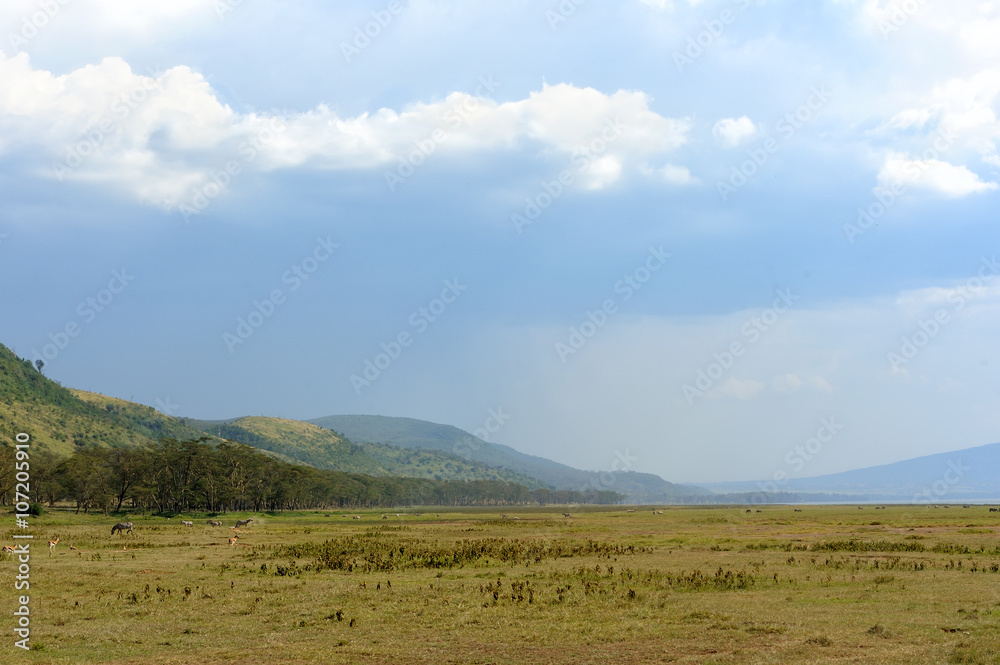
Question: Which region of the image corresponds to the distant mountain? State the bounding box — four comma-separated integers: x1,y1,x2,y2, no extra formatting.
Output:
701,442,1000,501
309,414,710,502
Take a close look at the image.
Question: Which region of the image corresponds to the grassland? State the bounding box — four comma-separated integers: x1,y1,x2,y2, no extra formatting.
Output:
5,505,1000,664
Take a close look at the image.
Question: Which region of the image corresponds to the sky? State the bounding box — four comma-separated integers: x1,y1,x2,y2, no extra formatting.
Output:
2,0,999,486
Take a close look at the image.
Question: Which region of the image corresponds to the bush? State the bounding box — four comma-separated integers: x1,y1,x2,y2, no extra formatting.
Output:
28,502,44,517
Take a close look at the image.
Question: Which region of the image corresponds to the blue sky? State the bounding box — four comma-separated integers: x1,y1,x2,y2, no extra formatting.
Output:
2,0,999,485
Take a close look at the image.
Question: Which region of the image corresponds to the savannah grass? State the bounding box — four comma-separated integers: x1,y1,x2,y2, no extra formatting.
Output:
5,504,1000,664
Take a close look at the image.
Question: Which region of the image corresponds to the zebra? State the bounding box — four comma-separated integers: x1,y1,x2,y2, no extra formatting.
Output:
235,518,254,528
111,522,133,536
206,520,223,526
181,520,193,527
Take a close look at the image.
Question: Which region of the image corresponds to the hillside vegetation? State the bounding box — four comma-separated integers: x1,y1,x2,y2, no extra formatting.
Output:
186,417,546,488
0,344,551,490
310,414,710,502
0,344,204,455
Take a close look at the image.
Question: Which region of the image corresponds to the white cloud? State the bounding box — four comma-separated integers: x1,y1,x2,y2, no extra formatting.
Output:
712,116,757,148
877,153,998,196
0,53,692,207
640,162,699,186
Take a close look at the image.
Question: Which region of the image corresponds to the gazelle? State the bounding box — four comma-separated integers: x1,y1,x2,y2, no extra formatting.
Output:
48,537,59,554
228,535,239,547
1,545,14,557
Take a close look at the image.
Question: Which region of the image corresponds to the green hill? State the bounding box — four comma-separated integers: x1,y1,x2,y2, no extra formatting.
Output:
0,345,205,455
309,414,710,502
184,416,545,488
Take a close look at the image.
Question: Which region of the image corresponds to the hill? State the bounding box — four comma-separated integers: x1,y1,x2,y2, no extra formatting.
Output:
701,442,1000,501
0,344,206,455
309,414,710,502
185,416,545,487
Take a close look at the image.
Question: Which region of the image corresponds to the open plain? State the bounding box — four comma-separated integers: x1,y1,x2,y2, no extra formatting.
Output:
5,505,1000,664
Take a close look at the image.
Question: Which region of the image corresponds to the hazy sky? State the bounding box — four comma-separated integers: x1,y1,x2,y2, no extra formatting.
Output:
2,0,999,484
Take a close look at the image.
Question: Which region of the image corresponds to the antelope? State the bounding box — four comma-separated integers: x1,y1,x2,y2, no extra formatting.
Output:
181,520,193,527
352,515,361,520
48,537,59,554
111,522,133,536
228,536,239,547
1,545,14,557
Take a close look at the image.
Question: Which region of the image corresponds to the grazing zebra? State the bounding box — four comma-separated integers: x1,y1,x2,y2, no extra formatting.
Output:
206,520,223,526
235,518,253,528
181,520,193,527
111,522,133,536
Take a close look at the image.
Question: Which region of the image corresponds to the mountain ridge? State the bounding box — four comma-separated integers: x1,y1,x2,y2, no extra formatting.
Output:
308,414,710,502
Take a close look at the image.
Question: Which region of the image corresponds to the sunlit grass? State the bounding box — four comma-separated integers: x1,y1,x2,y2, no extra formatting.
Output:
5,504,1000,664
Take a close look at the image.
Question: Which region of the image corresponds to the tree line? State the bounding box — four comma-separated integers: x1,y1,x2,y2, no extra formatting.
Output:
0,438,622,514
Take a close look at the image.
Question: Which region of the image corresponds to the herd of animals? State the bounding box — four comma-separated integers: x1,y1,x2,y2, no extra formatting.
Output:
4,506,1000,558
0,518,256,557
